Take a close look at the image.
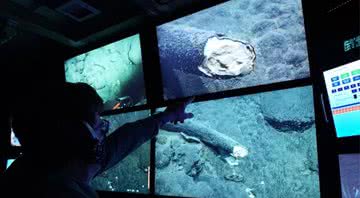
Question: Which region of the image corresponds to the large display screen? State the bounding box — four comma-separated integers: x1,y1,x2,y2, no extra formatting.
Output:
91,110,151,193
10,129,21,147
6,159,15,169
157,0,310,99
338,154,360,198
323,59,360,138
155,86,320,197
65,34,146,111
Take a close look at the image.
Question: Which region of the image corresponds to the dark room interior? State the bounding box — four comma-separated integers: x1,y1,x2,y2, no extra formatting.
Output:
0,0,359,198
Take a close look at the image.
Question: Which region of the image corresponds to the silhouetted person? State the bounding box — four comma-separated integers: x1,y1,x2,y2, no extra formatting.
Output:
1,82,193,198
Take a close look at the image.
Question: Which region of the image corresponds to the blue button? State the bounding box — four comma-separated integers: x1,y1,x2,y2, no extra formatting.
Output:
332,89,337,93
331,76,339,82
352,89,357,93
342,78,351,84
358,83,360,86
344,86,350,90
353,76,360,81
351,84,356,88
332,82,340,87
338,87,343,91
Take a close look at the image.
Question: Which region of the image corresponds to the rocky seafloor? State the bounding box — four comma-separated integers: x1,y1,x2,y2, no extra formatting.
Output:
91,110,151,193
155,86,320,198
64,34,146,107
158,0,310,99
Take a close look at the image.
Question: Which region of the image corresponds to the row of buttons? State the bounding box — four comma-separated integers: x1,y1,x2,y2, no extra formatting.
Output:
331,69,360,82
331,76,360,83
332,77,360,87
331,84,360,93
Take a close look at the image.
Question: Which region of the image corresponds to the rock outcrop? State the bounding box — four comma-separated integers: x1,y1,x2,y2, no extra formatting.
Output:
260,86,315,133
162,120,248,157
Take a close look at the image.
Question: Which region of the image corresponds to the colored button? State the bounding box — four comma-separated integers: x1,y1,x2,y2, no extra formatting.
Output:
351,84,356,88
354,95,358,99
342,78,351,84
358,83,360,86
331,76,339,82
353,76,360,81
341,73,350,79
332,82,341,87
352,89,357,93
338,87,343,91
351,69,360,76
344,86,350,90
332,89,337,93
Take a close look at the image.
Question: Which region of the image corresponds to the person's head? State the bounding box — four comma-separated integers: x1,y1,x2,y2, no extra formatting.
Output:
62,82,103,125
12,82,108,165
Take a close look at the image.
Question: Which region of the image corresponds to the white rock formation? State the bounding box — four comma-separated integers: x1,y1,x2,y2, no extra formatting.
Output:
199,37,256,77
231,145,249,158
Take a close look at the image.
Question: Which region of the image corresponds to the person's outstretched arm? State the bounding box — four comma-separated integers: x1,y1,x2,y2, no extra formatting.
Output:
100,98,194,172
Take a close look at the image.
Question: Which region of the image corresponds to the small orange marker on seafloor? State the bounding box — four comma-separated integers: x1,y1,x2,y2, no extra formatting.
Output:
112,102,121,110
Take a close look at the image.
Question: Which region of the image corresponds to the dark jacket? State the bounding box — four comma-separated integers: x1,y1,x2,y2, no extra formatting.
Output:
1,116,159,198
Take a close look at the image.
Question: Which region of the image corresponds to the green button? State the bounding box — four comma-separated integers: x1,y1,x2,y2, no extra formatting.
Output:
341,73,350,79
351,69,360,76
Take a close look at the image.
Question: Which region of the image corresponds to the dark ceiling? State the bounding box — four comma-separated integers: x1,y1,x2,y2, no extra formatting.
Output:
0,0,356,52
0,0,204,48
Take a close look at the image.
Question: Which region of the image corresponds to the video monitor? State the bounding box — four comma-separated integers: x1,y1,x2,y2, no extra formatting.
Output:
323,59,360,138
65,34,146,111
338,154,360,198
155,86,320,197
157,0,310,100
91,110,151,193
10,128,21,147
6,159,15,169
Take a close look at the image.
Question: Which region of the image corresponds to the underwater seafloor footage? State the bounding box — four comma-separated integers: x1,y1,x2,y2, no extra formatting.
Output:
65,34,146,110
158,0,310,99
91,110,151,194
155,86,320,198
339,154,360,198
